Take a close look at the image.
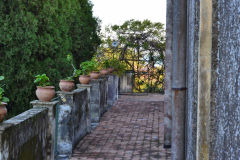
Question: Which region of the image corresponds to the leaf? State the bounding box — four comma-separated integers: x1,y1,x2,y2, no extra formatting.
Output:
2,97,9,103
0,76,4,81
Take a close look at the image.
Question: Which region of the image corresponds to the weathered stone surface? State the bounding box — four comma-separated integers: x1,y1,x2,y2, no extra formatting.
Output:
164,0,173,148
113,75,119,101
100,76,108,115
89,79,102,128
107,74,119,109
56,89,89,158
185,0,199,159
119,72,133,93
210,0,240,159
76,84,92,133
0,107,48,160
31,100,58,160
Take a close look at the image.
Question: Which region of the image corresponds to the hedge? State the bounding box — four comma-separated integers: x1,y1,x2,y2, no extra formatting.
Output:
0,0,101,118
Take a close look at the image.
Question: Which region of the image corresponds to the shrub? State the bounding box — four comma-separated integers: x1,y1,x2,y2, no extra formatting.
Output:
0,0,100,118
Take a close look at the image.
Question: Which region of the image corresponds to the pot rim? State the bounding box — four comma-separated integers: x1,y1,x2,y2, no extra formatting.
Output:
60,80,75,82
37,86,55,89
79,75,90,77
0,102,7,106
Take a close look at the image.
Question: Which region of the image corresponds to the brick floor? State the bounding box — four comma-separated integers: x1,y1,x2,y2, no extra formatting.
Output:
71,95,171,160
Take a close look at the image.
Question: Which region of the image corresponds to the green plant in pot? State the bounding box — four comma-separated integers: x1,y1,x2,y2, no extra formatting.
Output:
110,59,127,76
0,76,9,123
88,59,101,79
34,74,55,102
77,61,92,84
100,59,112,75
59,54,76,92
59,76,75,92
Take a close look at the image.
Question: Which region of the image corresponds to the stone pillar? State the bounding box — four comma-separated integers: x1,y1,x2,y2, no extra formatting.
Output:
31,100,59,160
56,89,89,158
114,75,119,101
76,84,92,133
106,74,115,108
164,0,173,148
101,76,108,113
171,0,187,159
89,79,102,129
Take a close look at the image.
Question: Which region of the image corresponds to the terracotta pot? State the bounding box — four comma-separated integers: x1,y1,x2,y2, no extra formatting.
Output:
90,72,101,79
59,80,75,92
107,68,114,73
36,86,55,102
79,75,91,84
0,102,7,123
100,69,109,75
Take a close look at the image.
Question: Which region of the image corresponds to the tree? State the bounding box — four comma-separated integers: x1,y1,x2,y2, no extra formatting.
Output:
98,19,165,93
0,0,101,118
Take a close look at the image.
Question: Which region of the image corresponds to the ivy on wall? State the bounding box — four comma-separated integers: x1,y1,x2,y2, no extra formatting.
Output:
0,0,101,118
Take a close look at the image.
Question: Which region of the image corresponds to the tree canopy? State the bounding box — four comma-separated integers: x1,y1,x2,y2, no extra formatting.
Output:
0,0,101,118
98,19,166,93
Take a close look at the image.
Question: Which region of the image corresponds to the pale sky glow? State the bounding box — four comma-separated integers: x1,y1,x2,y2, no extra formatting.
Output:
90,0,166,30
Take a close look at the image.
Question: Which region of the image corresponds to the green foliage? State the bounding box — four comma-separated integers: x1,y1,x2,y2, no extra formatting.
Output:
79,60,98,75
102,59,111,68
34,74,51,87
0,0,100,118
64,76,74,81
109,59,127,76
0,76,9,104
99,19,165,93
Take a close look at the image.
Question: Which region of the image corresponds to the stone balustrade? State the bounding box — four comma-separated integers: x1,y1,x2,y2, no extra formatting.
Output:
0,75,119,160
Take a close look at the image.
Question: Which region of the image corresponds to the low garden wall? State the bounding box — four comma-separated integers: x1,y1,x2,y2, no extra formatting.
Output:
0,75,119,160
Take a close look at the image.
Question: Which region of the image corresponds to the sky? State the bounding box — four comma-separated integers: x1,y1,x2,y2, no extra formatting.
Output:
90,0,166,30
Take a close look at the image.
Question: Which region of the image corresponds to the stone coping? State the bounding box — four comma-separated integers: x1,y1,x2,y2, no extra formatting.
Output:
56,88,87,95
0,107,48,130
31,100,58,106
76,84,92,87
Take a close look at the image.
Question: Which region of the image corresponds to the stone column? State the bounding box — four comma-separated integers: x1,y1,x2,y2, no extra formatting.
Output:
56,89,89,158
196,0,212,159
171,0,187,159
164,0,173,148
89,79,102,129
101,76,108,114
31,100,59,160
114,75,119,101
76,84,92,133
107,74,115,108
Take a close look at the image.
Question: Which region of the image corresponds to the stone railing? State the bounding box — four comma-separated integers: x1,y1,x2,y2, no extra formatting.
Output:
0,75,119,160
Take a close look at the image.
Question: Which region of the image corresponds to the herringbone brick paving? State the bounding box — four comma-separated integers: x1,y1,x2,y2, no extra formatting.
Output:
71,95,171,160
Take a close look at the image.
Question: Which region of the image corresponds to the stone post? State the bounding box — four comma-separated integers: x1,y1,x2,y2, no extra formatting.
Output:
101,75,108,112
89,79,102,129
107,74,119,108
56,89,89,158
114,75,119,101
31,100,59,160
76,84,92,133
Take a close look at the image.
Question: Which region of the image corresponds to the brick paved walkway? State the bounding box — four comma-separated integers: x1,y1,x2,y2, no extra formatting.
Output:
71,95,171,160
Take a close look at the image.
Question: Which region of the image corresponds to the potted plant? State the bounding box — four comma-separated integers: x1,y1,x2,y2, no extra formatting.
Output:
77,61,92,84
34,74,55,102
0,76,9,123
88,59,101,79
100,59,112,75
110,59,127,76
59,76,75,92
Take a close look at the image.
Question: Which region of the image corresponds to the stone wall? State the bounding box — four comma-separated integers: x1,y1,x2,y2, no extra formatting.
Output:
56,89,90,158
0,75,119,160
210,0,240,159
167,0,240,159
107,74,119,108
0,107,48,160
